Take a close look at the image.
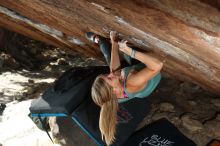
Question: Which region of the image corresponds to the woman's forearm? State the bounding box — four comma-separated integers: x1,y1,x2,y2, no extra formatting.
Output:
126,46,163,71
110,41,121,72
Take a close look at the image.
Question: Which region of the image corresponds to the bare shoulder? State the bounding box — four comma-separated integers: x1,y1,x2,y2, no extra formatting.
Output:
126,67,160,88
125,70,148,93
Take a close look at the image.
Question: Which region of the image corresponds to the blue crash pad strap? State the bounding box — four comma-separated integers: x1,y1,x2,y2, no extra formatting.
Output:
31,113,67,117
72,115,102,146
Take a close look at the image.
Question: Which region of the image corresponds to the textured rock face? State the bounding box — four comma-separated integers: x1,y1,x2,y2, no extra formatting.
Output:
0,0,220,95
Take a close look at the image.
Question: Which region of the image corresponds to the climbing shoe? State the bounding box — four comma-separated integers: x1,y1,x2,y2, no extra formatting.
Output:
85,32,100,43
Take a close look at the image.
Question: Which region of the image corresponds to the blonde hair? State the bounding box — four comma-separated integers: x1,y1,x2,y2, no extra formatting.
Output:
91,75,118,146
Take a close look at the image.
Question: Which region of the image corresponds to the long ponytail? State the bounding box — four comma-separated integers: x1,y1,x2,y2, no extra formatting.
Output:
91,75,118,145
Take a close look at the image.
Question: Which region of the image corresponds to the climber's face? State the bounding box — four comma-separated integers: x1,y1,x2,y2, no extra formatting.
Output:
102,73,122,94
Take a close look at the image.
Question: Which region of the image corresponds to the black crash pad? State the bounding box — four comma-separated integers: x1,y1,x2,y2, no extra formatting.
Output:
123,118,196,146
29,66,109,116
72,96,150,146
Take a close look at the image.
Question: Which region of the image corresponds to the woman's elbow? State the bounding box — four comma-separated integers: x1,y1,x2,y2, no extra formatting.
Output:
148,61,163,72
156,62,163,71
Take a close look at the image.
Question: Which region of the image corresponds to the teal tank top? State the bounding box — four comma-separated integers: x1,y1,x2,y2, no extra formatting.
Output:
118,63,161,103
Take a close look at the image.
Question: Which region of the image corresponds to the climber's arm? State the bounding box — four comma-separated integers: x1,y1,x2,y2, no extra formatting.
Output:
110,31,121,72
118,40,163,88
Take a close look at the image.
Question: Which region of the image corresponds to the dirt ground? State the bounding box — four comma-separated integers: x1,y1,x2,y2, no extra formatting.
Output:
0,30,220,146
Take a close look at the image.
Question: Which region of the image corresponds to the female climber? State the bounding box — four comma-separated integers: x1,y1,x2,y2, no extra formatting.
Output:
85,31,163,146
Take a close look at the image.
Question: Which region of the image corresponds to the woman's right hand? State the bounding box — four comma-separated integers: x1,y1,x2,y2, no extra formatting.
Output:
118,40,132,55
110,31,117,42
